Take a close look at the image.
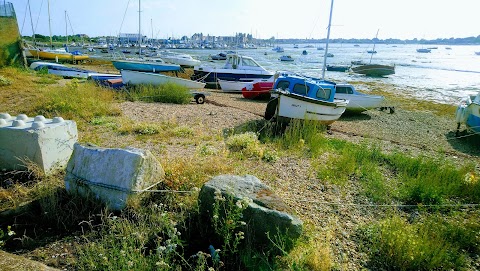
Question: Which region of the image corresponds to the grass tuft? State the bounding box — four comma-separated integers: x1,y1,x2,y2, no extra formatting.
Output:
126,83,191,104
33,80,121,124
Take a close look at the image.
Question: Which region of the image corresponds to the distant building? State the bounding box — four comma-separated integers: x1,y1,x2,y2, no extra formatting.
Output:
118,33,147,44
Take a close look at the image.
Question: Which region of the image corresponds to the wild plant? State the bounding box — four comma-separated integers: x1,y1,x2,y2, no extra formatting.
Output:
225,132,264,159
126,83,191,104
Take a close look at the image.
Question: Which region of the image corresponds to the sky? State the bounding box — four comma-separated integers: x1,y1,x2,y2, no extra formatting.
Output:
10,0,480,40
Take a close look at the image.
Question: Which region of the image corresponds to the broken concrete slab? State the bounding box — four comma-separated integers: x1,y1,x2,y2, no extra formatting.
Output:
65,143,164,210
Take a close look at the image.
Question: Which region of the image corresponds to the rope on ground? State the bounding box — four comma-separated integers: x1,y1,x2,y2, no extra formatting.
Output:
284,198,480,209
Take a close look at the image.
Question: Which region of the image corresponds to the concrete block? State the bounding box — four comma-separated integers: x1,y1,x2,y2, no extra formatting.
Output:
65,143,164,210
0,113,78,173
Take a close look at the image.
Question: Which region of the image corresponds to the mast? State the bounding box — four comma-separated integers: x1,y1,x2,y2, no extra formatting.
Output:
65,10,68,45
138,0,141,54
27,0,36,45
321,0,334,80
369,29,379,64
47,0,52,48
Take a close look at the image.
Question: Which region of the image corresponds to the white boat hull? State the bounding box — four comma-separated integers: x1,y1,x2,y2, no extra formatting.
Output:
121,70,206,89
276,92,347,124
335,93,384,112
161,55,200,67
217,77,273,92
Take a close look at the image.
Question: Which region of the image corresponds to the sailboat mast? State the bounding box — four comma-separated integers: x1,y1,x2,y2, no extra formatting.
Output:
321,0,334,80
369,29,379,64
138,0,141,53
47,0,53,47
27,0,36,45
65,11,68,45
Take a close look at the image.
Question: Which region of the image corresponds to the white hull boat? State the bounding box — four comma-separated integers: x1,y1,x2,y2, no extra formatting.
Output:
265,75,348,124
159,53,201,67
275,91,348,124
334,83,385,112
217,77,274,92
191,54,274,87
121,70,206,89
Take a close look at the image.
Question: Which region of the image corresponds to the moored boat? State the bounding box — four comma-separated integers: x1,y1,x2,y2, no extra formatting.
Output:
159,52,201,67
416,48,431,53
279,55,294,61
456,92,480,135
112,58,181,73
334,83,385,113
264,75,348,124
30,61,120,80
326,64,350,72
210,53,227,60
350,64,395,77
191,54,275,88
28,47,89,62
241,80,274,100
121,70,206,89
217,78,257,92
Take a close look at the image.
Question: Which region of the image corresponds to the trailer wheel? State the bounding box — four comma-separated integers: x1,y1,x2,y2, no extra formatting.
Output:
195,94,205,104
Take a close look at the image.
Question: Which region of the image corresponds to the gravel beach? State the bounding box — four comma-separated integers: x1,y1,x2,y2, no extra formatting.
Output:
118,88,479,269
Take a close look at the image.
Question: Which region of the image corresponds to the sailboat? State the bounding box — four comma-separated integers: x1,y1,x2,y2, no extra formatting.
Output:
350,29,395,77
264,0,348,123
112,0,180,73
264,0,385,120
27,1,88,62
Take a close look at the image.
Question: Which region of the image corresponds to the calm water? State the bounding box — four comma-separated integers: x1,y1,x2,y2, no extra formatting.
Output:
178,44,480,105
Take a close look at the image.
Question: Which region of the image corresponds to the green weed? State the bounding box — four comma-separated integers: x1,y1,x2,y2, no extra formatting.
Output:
225,132,264,159
33,80,121,123
0,75,11,86
360,214,470,270
126,83,191,104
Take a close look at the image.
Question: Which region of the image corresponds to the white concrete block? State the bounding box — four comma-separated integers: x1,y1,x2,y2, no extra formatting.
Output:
0,113,78,173
64,143,164,210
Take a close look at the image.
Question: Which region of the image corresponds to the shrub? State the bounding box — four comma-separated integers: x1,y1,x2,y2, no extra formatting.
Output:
34,81,120,123
0,75,12,86
225,132,264,159
75,204,185,270
361,215,465,270
127,83,191,104
279,119,327,157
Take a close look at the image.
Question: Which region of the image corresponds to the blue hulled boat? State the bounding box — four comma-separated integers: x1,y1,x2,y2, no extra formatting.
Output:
111,59,181,73
456,92,480,135
264,75,348,124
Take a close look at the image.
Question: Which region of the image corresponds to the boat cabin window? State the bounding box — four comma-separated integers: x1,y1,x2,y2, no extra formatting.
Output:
316,87,331,100
293,84,309,95
242,58,259,67
224,56,240,69
276,80,290,90
336,86,353,94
